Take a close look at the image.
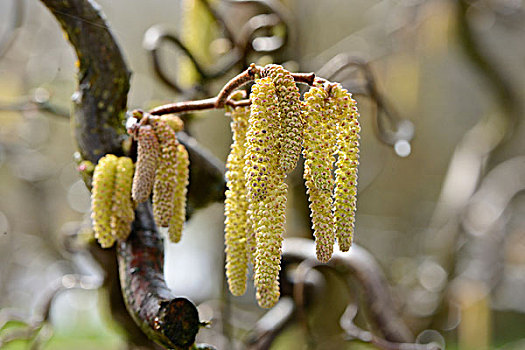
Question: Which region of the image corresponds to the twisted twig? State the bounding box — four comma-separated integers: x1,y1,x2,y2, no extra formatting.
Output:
149,64,315,116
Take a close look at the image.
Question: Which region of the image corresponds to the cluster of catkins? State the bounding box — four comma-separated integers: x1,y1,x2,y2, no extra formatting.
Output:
90,112,189,247
224,64,361,308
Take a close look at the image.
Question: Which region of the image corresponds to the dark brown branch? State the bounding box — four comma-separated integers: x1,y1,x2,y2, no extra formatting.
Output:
118,202,201,349
282,238,413,344
40,0,130,163
40,1,209,349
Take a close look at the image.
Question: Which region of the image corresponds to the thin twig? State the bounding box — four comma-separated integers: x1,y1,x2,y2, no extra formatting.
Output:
215,63,261,108
150,65,316,116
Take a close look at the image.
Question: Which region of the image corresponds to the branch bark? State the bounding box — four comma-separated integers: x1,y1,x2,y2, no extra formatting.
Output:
118,202,201,349
40,1,206,348
40,0,131,163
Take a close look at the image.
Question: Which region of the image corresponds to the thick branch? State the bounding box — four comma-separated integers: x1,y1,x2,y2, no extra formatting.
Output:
40,0,131,163
40,1,206,349
118,202,201,349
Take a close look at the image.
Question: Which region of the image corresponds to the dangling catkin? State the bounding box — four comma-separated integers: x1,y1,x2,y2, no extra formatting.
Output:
224,106,250,296
151,119,179,227
91,154,118,248
332,85,360,252
263,64,304,174
245,77,285,308
132,125,159,203
303,80,338,262
167,143,190,243
111,157,135,241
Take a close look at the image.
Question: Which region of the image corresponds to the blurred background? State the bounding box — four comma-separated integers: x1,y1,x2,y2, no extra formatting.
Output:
1,0,525,349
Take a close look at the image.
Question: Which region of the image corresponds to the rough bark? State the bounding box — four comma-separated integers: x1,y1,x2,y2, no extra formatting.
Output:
40,0,205,348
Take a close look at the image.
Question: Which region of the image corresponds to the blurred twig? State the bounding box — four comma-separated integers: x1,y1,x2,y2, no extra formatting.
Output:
456,0,520,125
318,54,414,148
143,0,291,95
244,297,296,350
243,237,433,348
0,95,70,119
281,238,413,344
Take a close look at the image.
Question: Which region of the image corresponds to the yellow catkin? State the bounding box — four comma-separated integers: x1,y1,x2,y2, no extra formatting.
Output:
91,154,118,248
263,64,304,174
332,85,360,252
245,77,285,308
167,144,190,243
132,125,160,203
151,119,179,227
224,106,251,296
111,157,135,241
303,81,338,262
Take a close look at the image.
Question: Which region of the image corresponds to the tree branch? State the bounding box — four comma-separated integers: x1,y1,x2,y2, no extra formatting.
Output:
118,202,201,349
40,0,131,163
40,1,207,348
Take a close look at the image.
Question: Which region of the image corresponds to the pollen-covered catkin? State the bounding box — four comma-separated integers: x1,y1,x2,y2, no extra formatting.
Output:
167,143,190,243
332,85,360,252
132,125,159,203
91,154,118,248
224,106,250,296
245,77,286,308
303,81,338,262
254,180,287,308
111,157,135,241
263,64,303,174
151,119,179,227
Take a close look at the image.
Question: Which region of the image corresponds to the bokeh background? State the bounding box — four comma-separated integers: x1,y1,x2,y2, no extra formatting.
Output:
1,0,525,349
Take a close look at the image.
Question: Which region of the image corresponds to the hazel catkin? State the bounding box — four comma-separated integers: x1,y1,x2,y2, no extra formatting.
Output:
91,154,118,248
332,85,360,252
111,156,135,241
132,125,159,203
245,76,286,308
151,119,179,227
167,143,190,243
263,64,304,174
302,80,338,263
224,106,251,296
